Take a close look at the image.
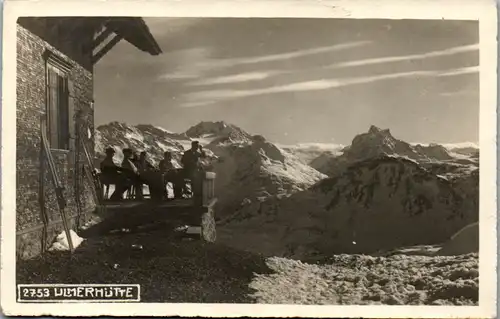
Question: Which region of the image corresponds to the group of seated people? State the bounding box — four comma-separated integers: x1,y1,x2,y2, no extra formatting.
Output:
99,141,206,201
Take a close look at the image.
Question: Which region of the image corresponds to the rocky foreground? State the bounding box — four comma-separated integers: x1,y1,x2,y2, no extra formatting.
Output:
17,225,478,306
250,253,478,305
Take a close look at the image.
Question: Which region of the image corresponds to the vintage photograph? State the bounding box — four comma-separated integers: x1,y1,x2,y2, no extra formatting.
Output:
2,0,497,317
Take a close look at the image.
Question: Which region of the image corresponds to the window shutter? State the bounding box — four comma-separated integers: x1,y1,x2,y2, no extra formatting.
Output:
45,52,73,150
47,68,59,148
68,79,76,146
67,79,77,167
58,76,70,150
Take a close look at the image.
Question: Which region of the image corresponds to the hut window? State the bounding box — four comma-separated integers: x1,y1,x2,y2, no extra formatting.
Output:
45,54,72,150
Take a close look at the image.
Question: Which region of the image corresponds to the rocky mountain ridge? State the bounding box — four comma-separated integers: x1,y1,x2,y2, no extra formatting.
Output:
310,125,478,177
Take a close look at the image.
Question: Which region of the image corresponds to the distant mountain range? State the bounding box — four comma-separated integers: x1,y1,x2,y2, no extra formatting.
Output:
309,125,478,177
95,121,479,259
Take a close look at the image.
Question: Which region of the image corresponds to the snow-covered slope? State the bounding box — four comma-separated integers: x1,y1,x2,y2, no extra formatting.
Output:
220,154,478,259
437,142,479,157
210,135,326,220
277,142,345,165
437,222,479,256
412,142,479,159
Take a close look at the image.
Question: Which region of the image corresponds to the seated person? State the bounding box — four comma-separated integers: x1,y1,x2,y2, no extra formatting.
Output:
159,151,181,199
100,147,122,175
122,149,164,200
110,148,142,200
131,152,141,167
138,151,155,172
100,147,127,200
159,151,174,172
121,149,140,174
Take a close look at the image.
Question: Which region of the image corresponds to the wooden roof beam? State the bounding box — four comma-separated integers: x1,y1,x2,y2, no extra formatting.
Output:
91,33,124,65
90,27,114,53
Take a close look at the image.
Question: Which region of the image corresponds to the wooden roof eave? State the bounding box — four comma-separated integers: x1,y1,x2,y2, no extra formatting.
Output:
106,18,162,56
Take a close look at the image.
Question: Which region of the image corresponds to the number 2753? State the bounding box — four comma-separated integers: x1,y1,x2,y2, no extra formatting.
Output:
22,288,50,298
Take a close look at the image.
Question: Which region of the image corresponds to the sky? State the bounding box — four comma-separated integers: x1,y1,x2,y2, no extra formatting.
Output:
94,18,479,145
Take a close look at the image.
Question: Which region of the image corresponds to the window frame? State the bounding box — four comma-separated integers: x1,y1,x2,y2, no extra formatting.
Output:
44,51,73,151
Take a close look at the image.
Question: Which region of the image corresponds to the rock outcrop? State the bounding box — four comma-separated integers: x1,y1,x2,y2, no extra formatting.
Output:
185,121,253,147
310,126,470,177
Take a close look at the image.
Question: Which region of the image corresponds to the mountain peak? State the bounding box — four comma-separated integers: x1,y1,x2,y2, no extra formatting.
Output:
347,125,401,159
97,121,130,130
185,121,253,146
368,125,391,136
186,120,231,134
368,125,382,134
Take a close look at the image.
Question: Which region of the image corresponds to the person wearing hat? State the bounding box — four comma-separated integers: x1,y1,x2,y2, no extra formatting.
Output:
100,147,127,201
180,140,206,198
159,151,174,172
181,141,206,174
100,147,122,174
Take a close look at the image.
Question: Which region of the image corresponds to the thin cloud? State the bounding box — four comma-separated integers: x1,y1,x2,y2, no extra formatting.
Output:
181,100,218,108
440,90,477,97
186,79,340,100
189,72,278,86
438,66,479,77
182,66,479,107
157,47,214,80
158,41,371,82
327,44,479,69
227,41,371,66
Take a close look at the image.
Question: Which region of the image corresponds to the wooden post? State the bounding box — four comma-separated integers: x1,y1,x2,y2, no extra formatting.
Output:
202,172,216,206
193,171,203,207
